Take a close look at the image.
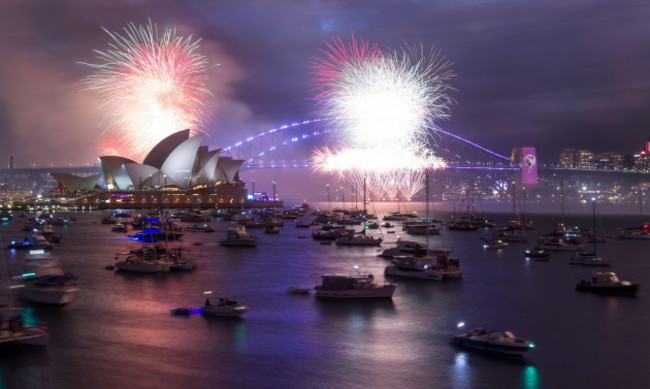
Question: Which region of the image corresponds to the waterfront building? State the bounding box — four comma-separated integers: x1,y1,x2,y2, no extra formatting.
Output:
44,130,258,209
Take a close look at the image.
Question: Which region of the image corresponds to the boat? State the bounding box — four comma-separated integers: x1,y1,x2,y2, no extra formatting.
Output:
287,287,311,295
364,222,379,229
7,234,54,251
447,221,480,231
264,225,280,234
314,272,397,299
569,200,611,266
451,328,535,356
181,224,214,233
295,221,311,228
569,252,612,266
14,259,79,305
534,235,583,252
379,239,453,259
619,223,650,239
201,297,248,317
576,272,639,295
112,223,128,233
382,212,417,221
385,256,462,280
381,222,394,228
483,239,508,249
114,254,171,273
220,226,259,247
0,306,49,346
524,249,550,260
131,227,183,242
494,227,528,242
404,223,441,235
335,233,382,246
170,307,191,315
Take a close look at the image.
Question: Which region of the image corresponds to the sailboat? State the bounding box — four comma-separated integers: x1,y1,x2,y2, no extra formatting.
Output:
569,199,612,266
384,169,461,280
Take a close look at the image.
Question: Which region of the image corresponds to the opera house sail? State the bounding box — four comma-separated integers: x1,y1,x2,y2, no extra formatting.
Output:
48,130,251,209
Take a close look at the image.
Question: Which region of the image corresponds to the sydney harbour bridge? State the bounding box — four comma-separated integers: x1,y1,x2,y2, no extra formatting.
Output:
0,118,647,200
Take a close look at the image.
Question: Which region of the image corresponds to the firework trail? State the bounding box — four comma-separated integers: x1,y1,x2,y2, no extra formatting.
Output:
81,20,212,160
310,36,454,199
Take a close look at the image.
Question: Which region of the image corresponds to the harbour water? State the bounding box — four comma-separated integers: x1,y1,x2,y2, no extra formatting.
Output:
1,201,650,388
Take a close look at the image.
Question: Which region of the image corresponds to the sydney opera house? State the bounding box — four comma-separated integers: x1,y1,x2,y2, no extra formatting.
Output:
47,130,256,209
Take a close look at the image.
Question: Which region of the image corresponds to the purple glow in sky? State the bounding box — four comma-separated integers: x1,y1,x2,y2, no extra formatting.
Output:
0,0,649,167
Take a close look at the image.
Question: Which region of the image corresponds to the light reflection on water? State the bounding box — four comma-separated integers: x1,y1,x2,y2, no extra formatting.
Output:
1,205,650,387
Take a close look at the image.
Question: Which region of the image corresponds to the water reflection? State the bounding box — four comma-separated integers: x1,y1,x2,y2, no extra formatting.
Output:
451,352,472,388
522,365,541,389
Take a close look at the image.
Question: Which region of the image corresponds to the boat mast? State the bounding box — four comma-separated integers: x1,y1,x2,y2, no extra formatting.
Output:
425,168,430,249
560,180,564,222
363,177,366,215
592,197,597,255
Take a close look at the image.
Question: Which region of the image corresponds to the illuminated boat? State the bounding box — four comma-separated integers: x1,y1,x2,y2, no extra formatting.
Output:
483,239,508,249
15,259,79,305
219,226,258,247
451,328,535,356
534,235,582,252
379,239,453,258
576,272,639,295
384,256,461,280
0,306,49,346
314,273,397,299
7,234,53,251
619,224,650,239
201,297,248,317
524,249,550,260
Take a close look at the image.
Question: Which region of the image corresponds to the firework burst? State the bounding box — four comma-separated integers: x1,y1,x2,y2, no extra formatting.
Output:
310,36,454,199
81,20,212,160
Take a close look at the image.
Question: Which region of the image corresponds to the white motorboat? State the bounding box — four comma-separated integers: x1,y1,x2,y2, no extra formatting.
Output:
0,306,49,346
379,239,453,258
15,259,79,305
451,328,535,356
483,239,508,249
314,273,397,299
576,272,639,295
569,252,612,267
201,297,248,317
220,226,259,247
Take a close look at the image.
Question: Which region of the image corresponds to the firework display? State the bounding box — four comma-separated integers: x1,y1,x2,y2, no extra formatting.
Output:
82,21,211,160
310,37,455,200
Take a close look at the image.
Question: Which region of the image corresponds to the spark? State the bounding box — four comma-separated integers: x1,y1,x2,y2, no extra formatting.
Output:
81,20,212,160
310,36,454,199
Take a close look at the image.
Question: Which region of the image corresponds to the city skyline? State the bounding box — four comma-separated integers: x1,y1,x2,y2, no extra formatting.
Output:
1,0,649,166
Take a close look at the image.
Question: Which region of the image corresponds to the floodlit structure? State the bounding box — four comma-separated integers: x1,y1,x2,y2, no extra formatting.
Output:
51,130,245,194
50,173,102,193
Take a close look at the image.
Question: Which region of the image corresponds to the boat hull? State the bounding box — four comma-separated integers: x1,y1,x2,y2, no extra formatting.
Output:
1,327,49,346
315,285,396,299
451,336,530,356
18,286,79,305
385,265,442,280
576,284,639,295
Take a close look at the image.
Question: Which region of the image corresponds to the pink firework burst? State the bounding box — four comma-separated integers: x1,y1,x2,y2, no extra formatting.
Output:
82,20,212,161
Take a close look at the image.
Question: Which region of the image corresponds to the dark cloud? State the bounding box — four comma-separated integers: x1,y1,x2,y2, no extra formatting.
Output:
0,0,649,167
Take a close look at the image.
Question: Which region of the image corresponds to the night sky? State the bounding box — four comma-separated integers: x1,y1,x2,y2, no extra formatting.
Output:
1,0,649,167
